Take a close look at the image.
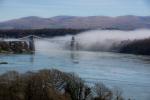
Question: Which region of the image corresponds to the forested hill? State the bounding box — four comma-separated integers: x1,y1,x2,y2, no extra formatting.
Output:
0,15,150,30
119,38,150,55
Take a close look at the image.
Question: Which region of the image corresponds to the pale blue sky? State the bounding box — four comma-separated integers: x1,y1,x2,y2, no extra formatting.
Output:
0,0,150,21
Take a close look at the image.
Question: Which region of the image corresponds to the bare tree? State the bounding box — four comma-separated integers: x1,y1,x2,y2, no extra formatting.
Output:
92,83,112,100
112,87,124,100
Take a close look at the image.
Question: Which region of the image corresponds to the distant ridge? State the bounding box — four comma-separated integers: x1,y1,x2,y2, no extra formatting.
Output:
0,15,150,30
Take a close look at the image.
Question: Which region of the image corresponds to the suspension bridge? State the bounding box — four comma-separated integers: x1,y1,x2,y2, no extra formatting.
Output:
0,35,78,52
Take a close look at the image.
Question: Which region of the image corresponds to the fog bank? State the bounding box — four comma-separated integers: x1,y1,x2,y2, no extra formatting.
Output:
35,29,150,52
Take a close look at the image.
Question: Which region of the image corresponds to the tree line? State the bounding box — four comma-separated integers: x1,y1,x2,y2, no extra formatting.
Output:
119,38,150,55
0,29,86,38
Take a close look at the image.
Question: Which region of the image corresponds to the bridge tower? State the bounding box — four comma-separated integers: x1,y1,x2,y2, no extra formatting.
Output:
70,36,75,50
29,35,35,51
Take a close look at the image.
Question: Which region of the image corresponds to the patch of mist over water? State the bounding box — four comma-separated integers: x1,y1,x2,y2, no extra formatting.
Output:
35,35,73,53
35,29,150,53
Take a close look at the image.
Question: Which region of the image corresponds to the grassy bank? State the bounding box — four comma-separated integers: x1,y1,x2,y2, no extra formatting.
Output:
0,69,128,100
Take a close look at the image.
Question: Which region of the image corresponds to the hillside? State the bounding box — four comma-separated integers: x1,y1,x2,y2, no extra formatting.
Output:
0,15,150,30
119,38,150,55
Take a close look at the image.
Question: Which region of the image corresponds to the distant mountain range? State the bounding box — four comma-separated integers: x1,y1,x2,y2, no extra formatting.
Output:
0,15,150,30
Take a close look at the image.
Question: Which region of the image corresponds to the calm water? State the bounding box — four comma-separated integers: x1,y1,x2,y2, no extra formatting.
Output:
0,50,150,100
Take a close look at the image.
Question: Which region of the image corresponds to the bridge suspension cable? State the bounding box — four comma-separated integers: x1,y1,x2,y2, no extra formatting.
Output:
18,35,68,43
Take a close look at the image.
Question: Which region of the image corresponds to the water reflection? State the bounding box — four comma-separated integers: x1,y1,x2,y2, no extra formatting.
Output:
29,54,35,64
70,51,79,64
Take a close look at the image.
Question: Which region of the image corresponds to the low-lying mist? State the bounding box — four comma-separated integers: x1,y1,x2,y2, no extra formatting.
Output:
35,29,150,52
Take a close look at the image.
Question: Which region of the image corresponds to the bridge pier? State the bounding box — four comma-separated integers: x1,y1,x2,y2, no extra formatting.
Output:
70,36,79,51
29,35,35,52
71,36,75,50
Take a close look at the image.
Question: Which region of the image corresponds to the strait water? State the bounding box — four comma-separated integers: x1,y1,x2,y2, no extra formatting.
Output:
0,49,150,100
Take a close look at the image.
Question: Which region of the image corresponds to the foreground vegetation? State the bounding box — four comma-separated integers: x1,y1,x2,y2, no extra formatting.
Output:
0,69,128,100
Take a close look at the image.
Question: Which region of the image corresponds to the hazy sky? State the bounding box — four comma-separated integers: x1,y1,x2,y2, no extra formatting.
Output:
0,0,150,21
